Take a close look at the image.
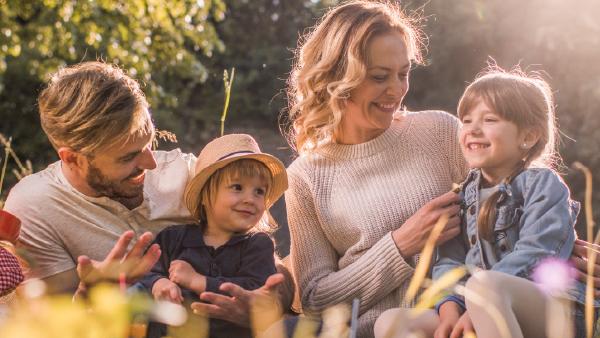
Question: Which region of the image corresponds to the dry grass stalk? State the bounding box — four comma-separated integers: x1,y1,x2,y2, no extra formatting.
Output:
404,213,450,304
319,304,350,338
291,317,320,338
573,161,597,338
251,291,285,338
220,68,235,137
381,213,449,338
413,267,467,310
0,134,28,175
152,130,178,150
0,136,10,198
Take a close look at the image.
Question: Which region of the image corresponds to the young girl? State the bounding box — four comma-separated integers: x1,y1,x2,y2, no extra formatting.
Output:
375,69,597,338
138,133,288,338
431,69,598,338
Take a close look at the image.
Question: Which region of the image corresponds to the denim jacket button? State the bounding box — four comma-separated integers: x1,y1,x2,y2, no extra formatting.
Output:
469,205,476,216
470,234,476,246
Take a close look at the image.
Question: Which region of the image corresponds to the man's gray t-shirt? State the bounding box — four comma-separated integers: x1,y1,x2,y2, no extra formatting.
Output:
4,149,196,279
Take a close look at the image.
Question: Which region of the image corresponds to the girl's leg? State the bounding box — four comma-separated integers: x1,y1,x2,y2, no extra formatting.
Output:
374,308,438,338
465,270,572,338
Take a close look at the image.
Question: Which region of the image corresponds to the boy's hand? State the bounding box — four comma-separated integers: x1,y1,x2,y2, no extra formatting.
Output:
169,260,205,293
450,312,474,338
152,278,183,304
434,302,461,338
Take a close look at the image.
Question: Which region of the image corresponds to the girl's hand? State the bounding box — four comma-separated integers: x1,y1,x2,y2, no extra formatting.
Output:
169,260,206,293
450,312,474,338
392,191,461,258
434,302,461,338
152,278,183,304
570,239,600,296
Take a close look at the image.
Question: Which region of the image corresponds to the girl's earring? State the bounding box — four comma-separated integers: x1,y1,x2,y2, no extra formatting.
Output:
521,143,528,149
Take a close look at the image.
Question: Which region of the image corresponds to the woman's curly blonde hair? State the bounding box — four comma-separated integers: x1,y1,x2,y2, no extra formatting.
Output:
283,0,424,154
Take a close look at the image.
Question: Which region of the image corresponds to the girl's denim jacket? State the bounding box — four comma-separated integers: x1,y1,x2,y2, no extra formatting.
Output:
433,167,598,310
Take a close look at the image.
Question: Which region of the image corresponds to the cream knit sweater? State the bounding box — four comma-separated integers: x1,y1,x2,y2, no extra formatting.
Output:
286,111,467,338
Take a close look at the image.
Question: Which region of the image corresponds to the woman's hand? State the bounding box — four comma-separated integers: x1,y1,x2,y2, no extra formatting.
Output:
169,260,206,294
450,312,474,338
152,277,183,304
434,301,461,338
570,239,600,296
392,191,461,258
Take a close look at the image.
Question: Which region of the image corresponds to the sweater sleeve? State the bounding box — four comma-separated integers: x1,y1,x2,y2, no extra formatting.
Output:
286,167,415,314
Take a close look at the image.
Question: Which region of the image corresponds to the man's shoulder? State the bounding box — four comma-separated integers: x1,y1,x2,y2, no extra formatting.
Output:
4,161,65,208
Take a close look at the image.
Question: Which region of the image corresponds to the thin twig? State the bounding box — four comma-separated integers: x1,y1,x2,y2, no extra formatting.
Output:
572,161,596,338
220,68,235,136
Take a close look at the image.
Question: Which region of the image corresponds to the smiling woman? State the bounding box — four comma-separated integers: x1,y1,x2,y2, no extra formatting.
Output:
339,31,410,145
282,1,466,337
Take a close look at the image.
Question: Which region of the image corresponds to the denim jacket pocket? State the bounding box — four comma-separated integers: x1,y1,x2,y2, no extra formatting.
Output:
493,206,522,258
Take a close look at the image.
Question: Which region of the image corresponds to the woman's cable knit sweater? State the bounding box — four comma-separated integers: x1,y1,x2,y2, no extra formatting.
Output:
285,111,467,338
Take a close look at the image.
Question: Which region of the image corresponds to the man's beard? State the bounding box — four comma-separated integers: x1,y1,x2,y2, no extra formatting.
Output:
86,163,145,209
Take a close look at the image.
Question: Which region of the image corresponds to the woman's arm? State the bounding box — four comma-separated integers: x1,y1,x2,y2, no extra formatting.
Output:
287,169,460,313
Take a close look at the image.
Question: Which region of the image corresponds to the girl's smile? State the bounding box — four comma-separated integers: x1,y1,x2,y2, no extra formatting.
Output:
459,99,531,186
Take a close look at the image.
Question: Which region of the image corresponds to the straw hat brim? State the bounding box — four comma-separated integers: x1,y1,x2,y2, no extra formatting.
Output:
184,153,288,220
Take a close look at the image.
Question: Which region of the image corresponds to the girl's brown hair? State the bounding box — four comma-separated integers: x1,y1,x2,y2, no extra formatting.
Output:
197,159,276,234
284,0,425,154
457,68,558,240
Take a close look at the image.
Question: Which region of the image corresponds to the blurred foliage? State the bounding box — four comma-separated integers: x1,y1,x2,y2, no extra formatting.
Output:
1,0,599,233
0,0,226,165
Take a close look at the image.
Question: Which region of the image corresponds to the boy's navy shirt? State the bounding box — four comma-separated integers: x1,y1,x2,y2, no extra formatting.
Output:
139,223,277,338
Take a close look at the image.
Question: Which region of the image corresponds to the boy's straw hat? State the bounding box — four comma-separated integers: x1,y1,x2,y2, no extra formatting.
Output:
184,134,288,220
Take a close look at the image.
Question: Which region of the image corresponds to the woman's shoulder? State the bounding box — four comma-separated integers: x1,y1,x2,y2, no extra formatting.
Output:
401,110,460,132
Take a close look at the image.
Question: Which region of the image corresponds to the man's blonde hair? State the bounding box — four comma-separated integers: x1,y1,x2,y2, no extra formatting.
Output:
38,61,153,156
284,0,424,154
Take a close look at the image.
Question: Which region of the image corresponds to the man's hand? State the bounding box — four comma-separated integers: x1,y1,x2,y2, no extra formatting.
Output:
190,273,285,327
571,239,600,296
169,260,206,294
76,230,160,285
152,278,183,304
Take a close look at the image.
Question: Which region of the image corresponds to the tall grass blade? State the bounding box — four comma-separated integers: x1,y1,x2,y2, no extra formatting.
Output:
573,161,596,338
413,267,467,310
0,137,12,198
404,213,449,304
220,68,235,136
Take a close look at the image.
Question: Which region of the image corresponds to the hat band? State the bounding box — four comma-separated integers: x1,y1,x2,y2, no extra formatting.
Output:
217,150,255,161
